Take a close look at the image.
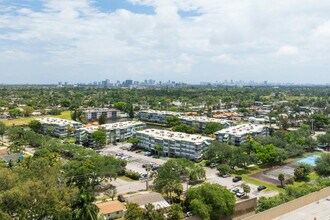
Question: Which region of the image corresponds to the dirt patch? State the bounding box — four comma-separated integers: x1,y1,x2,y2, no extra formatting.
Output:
250,163,298,186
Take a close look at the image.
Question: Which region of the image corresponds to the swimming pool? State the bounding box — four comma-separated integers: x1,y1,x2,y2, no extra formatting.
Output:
298,155,321,166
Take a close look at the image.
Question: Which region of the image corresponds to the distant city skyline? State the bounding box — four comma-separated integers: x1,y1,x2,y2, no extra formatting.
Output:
1,0,330,84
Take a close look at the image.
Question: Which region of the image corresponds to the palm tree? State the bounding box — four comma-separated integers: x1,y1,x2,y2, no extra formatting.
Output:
72,191,99,220
154,144,163,158
278,173,285,187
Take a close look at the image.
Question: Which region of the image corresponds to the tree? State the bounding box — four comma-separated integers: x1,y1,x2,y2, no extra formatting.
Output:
124,203,144,220
105,188,117,201
0,122,6,145
28,120,42,133
186,183,235,220
315,154,330,176
127,137,140,148
98,114,107,125
294,163,312,181
22,106,34,117
172,124,197,134
143,203,165,220
154,144,163,157
241,183,251,196
278,173,285,187
217,164,232,175
9,108,22,118
72,190,99,220
166,116,181,126
91,128,106,148
167,204,184,220
189,199,211,220
205,122,224,134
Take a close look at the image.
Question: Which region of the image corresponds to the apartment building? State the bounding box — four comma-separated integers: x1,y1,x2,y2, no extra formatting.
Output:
179,116,231,132
135,129,213,161
37,118,83,138
76,121,146,146
83,108,119,120
215,124,269,146
137,110,183,123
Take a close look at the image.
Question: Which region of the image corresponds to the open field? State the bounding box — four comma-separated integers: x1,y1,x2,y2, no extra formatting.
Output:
0,111,71,126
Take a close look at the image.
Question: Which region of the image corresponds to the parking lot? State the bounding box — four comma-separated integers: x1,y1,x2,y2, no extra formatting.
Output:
205,167,279,199
98,143,168,194
98,143,278,199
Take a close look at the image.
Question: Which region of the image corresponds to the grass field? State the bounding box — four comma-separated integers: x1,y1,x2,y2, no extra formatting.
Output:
0,111,72,126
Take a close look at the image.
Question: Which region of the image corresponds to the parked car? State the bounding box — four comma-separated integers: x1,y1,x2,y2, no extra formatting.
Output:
145,151,153,156
209,163,218,168
118,195,125,202
221,174,231,178
232,176,242,182
236,192,246,198
231,188,240,194
257,186,267,191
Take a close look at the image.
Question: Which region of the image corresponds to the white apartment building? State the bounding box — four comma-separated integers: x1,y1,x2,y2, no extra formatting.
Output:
76,121,146,147
137,110,183,124
83,108,120,120
37,118,83,138
215,124,269,146
179,116,231,132
135,129,213,161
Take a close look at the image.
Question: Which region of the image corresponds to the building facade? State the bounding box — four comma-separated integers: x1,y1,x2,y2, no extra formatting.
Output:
83,108,120,120
76,121,146,146
137,110,183,124
215,124,269,146
179,116,231,132
37,118,83,138
135,129,213,161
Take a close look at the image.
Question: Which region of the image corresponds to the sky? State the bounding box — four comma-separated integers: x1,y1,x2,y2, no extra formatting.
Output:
0,0,330,84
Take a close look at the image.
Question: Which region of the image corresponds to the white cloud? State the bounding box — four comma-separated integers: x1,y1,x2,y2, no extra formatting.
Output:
0,0,330,83
276,45,299,56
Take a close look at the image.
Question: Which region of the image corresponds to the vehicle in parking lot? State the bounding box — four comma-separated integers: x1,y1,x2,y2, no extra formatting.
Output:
152,166,159,171
232,176,242,182
220,174,231,178
118,195,125,202
236,192,246,198
145,151,153,156
185,212,193,217
257,186,267,191
136,150,141,153
231,188,240,193
209,163,218,168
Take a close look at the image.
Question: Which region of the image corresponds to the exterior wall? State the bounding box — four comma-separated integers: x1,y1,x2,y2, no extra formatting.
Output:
216,127,269,146
137,111,182,124
104,210,123,220
135,133,210,161
84,109,119,120
243,187,330,220
76,123,146,146
40,122,82,138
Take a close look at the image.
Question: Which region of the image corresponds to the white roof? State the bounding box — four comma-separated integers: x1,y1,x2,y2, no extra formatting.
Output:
179,116,230,124
79,121,145,133
215,123,267,137
139,110,183,116
137,129,213,143
37,117,82,126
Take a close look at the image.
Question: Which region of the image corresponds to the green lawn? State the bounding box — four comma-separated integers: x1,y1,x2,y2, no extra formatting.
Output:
118,176,136,182
0,111,72,127
53,111,71,120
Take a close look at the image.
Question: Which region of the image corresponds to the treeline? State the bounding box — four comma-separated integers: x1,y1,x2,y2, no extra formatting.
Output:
0,127,125,219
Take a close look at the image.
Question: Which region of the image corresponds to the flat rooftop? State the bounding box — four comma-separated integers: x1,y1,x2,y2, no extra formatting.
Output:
79,121,145,133
83,108,118,112
137,129,213,143
215,123,267,136
138,110,182,116
179,116,230,124
274,197,330,220
37,117,82,126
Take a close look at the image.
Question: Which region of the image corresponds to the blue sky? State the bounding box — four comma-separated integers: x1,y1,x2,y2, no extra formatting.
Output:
0,0,330,84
